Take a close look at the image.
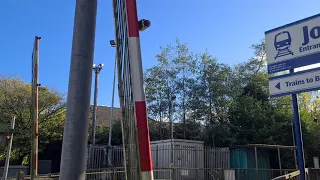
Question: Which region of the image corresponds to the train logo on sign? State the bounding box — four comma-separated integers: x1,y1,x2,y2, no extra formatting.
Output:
274,31,294,60
265,14,320,74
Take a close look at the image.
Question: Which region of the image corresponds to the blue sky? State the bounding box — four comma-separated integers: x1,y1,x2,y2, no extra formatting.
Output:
0,0,319,107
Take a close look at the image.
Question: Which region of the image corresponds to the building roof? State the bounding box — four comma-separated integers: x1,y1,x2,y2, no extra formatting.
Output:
231,144,296,150
91,105,122,127
91,105,157,127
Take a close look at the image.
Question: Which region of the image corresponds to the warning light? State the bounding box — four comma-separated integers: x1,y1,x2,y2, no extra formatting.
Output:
138,19,151,32
4,136,10,141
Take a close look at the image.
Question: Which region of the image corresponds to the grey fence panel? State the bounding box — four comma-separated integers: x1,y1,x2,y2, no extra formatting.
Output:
87,145,312,180
12,168,306,180
308,168,320,180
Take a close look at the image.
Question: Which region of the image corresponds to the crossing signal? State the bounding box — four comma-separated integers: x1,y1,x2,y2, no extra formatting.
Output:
138,19,151,32
4,136,10,141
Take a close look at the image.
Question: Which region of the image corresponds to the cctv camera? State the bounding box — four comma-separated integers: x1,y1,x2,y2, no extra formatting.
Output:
138,19,151,32
110,40,116,47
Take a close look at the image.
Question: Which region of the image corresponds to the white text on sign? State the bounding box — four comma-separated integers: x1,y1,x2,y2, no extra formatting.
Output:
269,68,320,98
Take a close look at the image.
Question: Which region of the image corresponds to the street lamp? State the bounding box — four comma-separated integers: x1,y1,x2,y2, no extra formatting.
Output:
92,63,104,145
108,42,117,149
105,40,117,169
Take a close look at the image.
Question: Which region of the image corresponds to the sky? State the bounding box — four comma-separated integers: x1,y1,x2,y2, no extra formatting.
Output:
0,0,319,108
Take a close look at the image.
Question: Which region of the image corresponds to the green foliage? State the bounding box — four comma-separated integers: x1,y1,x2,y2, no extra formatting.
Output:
91,120,123,146
0,75,65,164
1,38,319,169
145,39,320,167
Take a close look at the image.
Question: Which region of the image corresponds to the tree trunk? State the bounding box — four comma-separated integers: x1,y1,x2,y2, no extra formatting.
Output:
183,68,186,139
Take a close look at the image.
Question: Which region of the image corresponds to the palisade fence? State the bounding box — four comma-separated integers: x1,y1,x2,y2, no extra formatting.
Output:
83,145,320,180
8,146,319,180
11,169,320,180
7,169,320,180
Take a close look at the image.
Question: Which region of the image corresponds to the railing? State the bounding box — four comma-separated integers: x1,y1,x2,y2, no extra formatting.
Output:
8,168,320,179
7,168,309,180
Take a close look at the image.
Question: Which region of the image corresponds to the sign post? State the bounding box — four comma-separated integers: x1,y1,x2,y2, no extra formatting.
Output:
266,14,320,180
290,69,306,179
2,116,15,180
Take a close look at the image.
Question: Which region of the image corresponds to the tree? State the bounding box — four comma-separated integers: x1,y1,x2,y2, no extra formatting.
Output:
91,120,123,146
228,41,292,146
171,39,197,139
296,92,320,166
187,52,233,146
144,39,320,167
0,75,65,164
145,39,205,141
145,41,181,139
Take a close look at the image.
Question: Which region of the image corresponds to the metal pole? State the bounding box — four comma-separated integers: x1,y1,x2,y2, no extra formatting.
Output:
294,148,298,169
31,36,40,180
106,58,116,170
125,0,153,179
169,99,174,179
92,69,99,145
291,119,298,169
277,148,282,175
291,69,306,180
59,0,97,178
169,95,175,179
255,147,259,180
111,0,128,176
2,116,15,180
108,58,117,148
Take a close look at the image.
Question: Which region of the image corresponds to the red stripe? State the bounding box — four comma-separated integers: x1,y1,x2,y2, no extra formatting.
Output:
126,0,139,37
33,153,38,171
135,101,152,171
35,121,38,136
34,96,37,108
